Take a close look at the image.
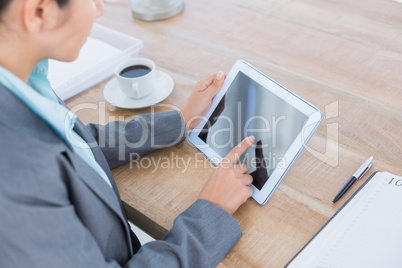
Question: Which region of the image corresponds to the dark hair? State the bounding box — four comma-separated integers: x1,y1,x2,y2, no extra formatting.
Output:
0,0,70,15
55,0,70,7
0,0,12,14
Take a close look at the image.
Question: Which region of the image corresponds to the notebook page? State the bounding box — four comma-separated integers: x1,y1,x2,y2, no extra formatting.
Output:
288,172,402,268
317,172,402,268
288,173,380,267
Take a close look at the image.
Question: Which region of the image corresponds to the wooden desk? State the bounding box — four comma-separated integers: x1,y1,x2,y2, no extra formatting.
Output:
67,0,402,266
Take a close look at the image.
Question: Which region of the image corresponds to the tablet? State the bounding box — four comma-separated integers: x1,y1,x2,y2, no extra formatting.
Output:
188,60,323,206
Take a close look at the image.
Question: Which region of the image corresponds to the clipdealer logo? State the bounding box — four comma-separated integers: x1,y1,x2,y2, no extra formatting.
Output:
66,100,339,170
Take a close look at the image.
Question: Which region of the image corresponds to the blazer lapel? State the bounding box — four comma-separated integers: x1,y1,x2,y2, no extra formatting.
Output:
57,99,121,195
65,149,123,217
64,147,134,255
64,104,135,255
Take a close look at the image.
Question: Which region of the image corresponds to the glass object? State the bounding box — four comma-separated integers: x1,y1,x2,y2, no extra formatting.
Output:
131,0,184,21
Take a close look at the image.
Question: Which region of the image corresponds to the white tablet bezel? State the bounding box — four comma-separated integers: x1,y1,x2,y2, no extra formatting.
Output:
188,60,323,206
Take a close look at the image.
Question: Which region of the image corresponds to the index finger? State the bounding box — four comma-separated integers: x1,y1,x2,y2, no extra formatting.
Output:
226,136,255,164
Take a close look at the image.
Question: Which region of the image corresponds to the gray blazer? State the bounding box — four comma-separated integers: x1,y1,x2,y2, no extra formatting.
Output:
0,83,242,267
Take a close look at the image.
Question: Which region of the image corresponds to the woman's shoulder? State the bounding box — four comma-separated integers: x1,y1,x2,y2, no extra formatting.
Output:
0,122,66,160
0,124,73,208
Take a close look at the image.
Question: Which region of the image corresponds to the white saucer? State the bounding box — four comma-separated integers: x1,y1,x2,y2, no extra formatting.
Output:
104,70,174,109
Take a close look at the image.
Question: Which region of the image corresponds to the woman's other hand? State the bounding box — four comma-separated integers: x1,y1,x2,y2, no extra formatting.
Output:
181,71,226,130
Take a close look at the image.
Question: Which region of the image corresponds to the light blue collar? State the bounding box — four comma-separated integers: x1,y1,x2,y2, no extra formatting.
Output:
0,60,111,188
0,60,77,143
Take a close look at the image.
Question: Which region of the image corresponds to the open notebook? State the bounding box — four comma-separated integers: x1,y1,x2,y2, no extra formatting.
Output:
287,171,402,268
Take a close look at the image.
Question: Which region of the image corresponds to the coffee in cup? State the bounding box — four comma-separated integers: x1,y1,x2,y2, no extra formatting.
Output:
115,58,156,99
119,65,152,78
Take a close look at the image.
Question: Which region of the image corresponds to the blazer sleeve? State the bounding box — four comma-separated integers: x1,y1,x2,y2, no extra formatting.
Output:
126,200,242,268
86,110,187,169
0,155,241,268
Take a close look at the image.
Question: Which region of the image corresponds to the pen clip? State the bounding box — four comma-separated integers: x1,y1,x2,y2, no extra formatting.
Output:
353,156,373,178
357,163,372,179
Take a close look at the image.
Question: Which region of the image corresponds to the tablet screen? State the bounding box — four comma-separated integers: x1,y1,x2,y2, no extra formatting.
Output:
198,71,308,190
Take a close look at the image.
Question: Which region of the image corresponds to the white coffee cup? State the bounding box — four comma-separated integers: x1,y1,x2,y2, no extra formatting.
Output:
115,58,156,99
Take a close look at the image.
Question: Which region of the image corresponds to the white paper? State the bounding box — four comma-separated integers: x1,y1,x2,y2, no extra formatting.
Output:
288,172,402,268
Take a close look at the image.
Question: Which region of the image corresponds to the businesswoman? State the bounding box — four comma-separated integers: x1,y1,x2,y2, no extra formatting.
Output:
0,0,255,267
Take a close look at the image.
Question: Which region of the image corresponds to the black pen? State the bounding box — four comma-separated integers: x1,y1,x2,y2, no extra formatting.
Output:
332,156,373,203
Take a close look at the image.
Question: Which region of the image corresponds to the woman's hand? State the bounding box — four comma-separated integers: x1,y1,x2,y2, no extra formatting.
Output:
181,71,226,130
198,136,255,215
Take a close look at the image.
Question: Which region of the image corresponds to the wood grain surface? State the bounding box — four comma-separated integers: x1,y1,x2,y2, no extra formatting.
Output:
67,0,402,266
